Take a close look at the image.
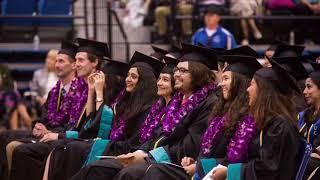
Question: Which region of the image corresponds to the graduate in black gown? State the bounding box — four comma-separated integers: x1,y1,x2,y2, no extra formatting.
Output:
211,60,301,180
299,69,320,180
0,40,88,180
70,43,220,180
70,59,128,140
8,38,109,180
142,47,263,180
43,51,163,180
39,59,128,180
272,44,308,112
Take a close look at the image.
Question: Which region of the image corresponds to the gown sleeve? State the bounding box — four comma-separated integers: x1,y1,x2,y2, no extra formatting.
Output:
165,98,214,162
107,108,150,155
227,117,300,180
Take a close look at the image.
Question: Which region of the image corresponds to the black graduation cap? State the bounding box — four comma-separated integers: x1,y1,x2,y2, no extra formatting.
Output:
150,45,169,61
309,71,320,88
180,43,218,70
129,51,165,78
309,61,320,71
272,56,309,81
102,58,129,77
255,60,301,95
223,45,257,57
150,43,183,61
151,45,169,55
168,40,182,53
77,38,109,58
150,52,165,61
164,52,182,65
197,42,225,55
273,45,305,58
302,61,314,74
266,39,287,51
161,52,181,74
222,55,262,78
58,40,78,58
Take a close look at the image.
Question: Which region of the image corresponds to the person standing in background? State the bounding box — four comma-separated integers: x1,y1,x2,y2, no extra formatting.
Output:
30,49,59,105
154,0,193,43
230,0,263,45
16,49,59,129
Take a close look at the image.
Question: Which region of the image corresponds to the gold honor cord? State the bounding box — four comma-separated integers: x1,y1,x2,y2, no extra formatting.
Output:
153,114,170,149
152,114,171,149
113,103,117,116
307,124,314,144
76,104,87,128
259,130,263,147
56,84,63,112
153,136,165,150
299,123,306,133
160,114,165,122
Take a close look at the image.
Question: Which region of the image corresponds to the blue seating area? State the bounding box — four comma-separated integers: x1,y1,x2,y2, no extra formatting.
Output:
0,0,75,42
1,0,36,25
37,0,73,26
1,0,73,26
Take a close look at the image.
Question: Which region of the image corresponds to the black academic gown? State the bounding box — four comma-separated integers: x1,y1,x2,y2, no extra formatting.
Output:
46,105,150,180
9,106,88,180
144,116,300,180
235,116,300,180
142,134,231,180
142,111,259,180
8,98,112,180
71,92,218,180
0,90,75,180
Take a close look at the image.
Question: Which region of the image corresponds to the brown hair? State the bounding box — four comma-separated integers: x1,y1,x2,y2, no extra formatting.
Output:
211,72,250,135
188,61,215,91
87,53,102,70
303,107,320,125
250,75,297,130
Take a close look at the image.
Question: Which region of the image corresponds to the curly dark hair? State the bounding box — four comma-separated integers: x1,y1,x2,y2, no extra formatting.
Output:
210,72,250,136
188,61,215,92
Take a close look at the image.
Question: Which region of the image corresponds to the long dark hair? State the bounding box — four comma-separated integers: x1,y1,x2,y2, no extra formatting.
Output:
188,61,215,92
103,74,126,106
0,64,14,91
250,75,297,130
304,107,320,125
210,72,250,136
303,77,320,124
116,66,158,135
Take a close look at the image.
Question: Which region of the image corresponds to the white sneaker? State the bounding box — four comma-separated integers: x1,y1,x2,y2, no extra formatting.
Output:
138,8,147,16
254,31,262,40
241,39,249,45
